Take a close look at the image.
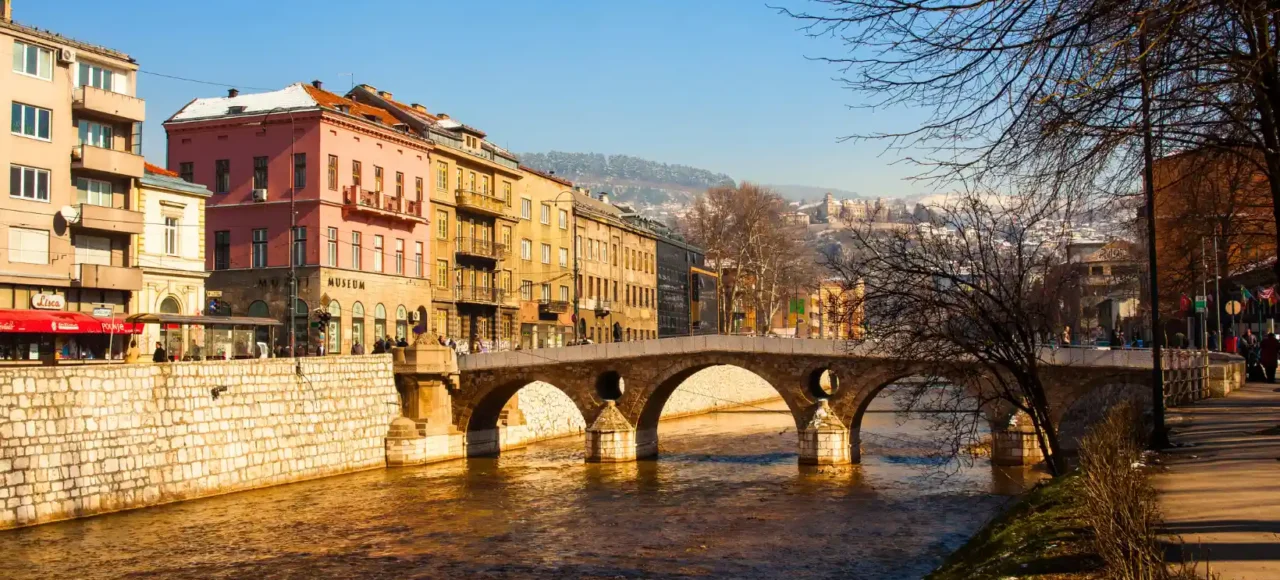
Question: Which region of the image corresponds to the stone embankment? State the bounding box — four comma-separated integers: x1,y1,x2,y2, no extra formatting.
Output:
0,356,398,530
514,365,782,443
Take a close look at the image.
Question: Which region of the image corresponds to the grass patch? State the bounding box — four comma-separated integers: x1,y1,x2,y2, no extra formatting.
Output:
927,472,1104,580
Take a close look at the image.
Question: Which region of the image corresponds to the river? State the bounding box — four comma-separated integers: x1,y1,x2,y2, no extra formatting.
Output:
0,396,1044,579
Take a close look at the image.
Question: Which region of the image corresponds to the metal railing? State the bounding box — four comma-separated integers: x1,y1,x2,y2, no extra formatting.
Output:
454,188,507,215
455,285,502,304
455,237,506,260
539,299,571,314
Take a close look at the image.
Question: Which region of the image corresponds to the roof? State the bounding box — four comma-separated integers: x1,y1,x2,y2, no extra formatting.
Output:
144,163,177,177
142,164,212,198
167,82,400,127
519,164,573,187
0,19,134,63
346,85,517,161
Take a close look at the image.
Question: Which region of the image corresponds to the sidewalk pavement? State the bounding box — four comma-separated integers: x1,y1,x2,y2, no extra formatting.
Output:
1154,381,1280,580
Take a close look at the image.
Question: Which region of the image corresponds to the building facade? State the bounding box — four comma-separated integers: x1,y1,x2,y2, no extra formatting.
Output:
514,166,574,348
165,81,434,355
348,85,522,352
632,217,705,338
0,5,146,359
133,163,211,357
573,192,658,343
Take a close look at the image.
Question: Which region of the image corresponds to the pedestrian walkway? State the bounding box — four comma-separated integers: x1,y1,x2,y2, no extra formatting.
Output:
1154,382,1280,579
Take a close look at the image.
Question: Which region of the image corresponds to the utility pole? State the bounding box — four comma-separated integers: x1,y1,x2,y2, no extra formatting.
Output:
257,107,297,360
1139,16,1169,448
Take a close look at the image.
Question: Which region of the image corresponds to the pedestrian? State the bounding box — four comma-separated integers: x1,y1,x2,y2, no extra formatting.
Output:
351,341,364,355
1208,330,1219,352
1061,325,1071,347
125,339,140,363
151,341,168,363
397,336,408,348
1261,333,1279,383
372,338,385,354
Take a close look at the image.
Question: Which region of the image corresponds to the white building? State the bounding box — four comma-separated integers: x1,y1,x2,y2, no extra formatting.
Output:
131,164,210,356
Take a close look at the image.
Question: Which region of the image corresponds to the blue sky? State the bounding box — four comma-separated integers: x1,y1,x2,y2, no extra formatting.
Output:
21,0,928,197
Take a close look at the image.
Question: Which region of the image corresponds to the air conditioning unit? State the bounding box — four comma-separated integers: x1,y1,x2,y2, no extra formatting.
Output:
251,189,268,202
58,48,76,64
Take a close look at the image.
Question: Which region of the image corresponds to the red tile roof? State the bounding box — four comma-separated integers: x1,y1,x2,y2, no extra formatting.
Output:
144,162,179,177
301,84,400,127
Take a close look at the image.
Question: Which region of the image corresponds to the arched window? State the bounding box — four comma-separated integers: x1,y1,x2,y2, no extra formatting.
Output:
159,296,181,314
248,300,270,345
395,305,408,340
351,302,365,350
158,296,183,358
374,303,387,340
327,301,342,355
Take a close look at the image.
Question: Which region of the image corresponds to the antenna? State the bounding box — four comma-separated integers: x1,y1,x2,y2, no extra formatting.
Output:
339,72,354,91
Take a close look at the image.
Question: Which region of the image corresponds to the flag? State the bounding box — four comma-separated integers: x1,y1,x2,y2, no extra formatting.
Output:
1241,286,1254,304
1262,286,1277,305
1180,294,1192,313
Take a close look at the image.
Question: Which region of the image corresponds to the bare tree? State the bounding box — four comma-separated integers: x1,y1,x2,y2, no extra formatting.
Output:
824,187,1079,474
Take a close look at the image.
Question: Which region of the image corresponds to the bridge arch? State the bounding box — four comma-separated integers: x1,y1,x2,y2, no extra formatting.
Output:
459,372,600,457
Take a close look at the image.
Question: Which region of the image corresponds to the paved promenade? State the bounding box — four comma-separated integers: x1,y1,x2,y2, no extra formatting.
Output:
1155,382,1280,579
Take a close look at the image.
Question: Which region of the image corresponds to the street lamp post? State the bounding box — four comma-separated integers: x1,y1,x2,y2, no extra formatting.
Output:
1138,17,1169,448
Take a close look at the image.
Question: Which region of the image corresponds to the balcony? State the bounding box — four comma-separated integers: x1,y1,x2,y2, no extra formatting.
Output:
594,299,613,314
74,203,144,235
73,86,146,124
75,263,142,291
455,285,501,305
455,188,508,218
72,145,144,179
341,186,427,225
456,237,507,261
539,300,571,314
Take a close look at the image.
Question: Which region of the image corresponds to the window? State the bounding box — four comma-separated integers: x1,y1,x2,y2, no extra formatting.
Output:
560,285,570,301
436,210,449,239
214,231,230,270
559,209,568,229
540,203,550,225
469,172,477,192
215,159,230,193
394,239,404,275
456,167,463,191
351,231,362,269
520,280,532,301
436,161,448,190
292,227,306,266
395,171,404,196
352,160,362,187
501,270,513,294
559,247,568,268
164,217,180,256
434,308,448,336
415,177,423,201
179,162,194,183
372,235,383,272
11,102,51,140
78,119,113,148
414,242,424,278
520,198,532,220
327,155,338,190
252,156,268,190
12,41,52,80
541,243,551,264
541,283,551,301
436,260,449,289
481,175,490,195
601,243,608,265
374,166,384,192
7,227,48,265
326,227,338,267
501,226,512,249
252,229,268,268
73,234,111,266
502,181,512,205
77,62,125,93
294,153,306,189
520,239,532,260
9,165,50,202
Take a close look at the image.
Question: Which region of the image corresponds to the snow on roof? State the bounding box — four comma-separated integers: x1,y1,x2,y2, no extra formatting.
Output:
169,84,317,122
436,118,462,130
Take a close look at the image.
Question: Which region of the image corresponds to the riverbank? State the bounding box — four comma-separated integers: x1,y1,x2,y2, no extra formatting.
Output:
927,472,1104,579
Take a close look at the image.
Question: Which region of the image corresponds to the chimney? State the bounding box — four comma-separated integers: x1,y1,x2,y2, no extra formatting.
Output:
598,192,610,204
311,79,323,89
437,113,450,120
2,0,11,22
378,90,393,100
411,103,427,113
227,88,239,98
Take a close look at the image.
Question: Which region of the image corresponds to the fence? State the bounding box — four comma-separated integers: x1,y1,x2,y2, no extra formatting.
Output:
1162,348,1210,407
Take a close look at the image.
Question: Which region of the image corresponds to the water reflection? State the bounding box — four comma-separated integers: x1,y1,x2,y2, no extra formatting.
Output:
0,399,1044,580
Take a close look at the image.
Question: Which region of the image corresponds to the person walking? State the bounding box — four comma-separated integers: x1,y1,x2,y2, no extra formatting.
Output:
1261,333,1279,383
151,341,168,363
371,338,385,354
1061,325,1072,347
124,340,140,363
351,341,364,355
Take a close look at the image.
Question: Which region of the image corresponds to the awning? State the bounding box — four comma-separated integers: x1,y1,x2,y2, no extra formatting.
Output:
125,313,283,327
0,310,143,334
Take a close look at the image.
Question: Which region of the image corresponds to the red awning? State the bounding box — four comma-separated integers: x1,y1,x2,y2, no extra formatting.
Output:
0,310,143,334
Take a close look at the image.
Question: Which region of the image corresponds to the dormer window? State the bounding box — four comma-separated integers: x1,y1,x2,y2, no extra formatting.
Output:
335,104,350,114
227,105,246,114
364,114,380,123
393,123,410,133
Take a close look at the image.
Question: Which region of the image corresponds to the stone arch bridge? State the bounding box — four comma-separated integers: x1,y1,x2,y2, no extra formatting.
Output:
392,336,1159,467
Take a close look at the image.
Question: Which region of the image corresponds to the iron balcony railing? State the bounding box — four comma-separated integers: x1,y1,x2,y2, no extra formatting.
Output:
454,188,507,217
455,285,502,305
539,299,571,314
456,237,507,260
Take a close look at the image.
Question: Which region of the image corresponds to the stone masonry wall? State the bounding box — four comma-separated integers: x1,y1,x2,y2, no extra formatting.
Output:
516,365,779,442
0,355,399,530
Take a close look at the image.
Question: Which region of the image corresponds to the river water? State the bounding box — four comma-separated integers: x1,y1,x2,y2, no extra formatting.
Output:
0,397,1044,580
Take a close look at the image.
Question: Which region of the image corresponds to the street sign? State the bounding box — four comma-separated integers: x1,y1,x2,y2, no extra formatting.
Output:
206,290,223,298
1225,300,1242,315
92,307,113,317
1195,296,1206,313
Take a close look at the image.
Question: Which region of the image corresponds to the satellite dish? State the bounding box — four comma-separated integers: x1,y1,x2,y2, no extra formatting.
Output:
60,205,81,224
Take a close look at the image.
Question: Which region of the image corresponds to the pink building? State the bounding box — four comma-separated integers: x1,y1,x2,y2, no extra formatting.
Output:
164,81,434,354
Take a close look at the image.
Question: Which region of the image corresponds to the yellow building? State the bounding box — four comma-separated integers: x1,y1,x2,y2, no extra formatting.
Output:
513,166,575,348
573,191,658,343
350,85,523,351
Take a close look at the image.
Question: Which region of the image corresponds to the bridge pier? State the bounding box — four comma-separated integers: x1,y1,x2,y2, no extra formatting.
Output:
585,401,637,463
990,423,1044,466
388,342,466,466
798,400,852,465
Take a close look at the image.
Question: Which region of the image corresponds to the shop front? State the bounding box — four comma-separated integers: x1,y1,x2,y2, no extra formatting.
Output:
0,309,142,364
125,314,282,360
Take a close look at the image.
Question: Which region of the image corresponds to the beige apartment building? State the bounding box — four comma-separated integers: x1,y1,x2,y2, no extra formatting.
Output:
513,166,575,348
0,3,146,360
573,191,658,343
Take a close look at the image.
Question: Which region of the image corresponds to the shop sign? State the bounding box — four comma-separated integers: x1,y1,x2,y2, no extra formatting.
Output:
327,277,366,290
207,290,223,298
92,307,113,317
31,293,66,310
